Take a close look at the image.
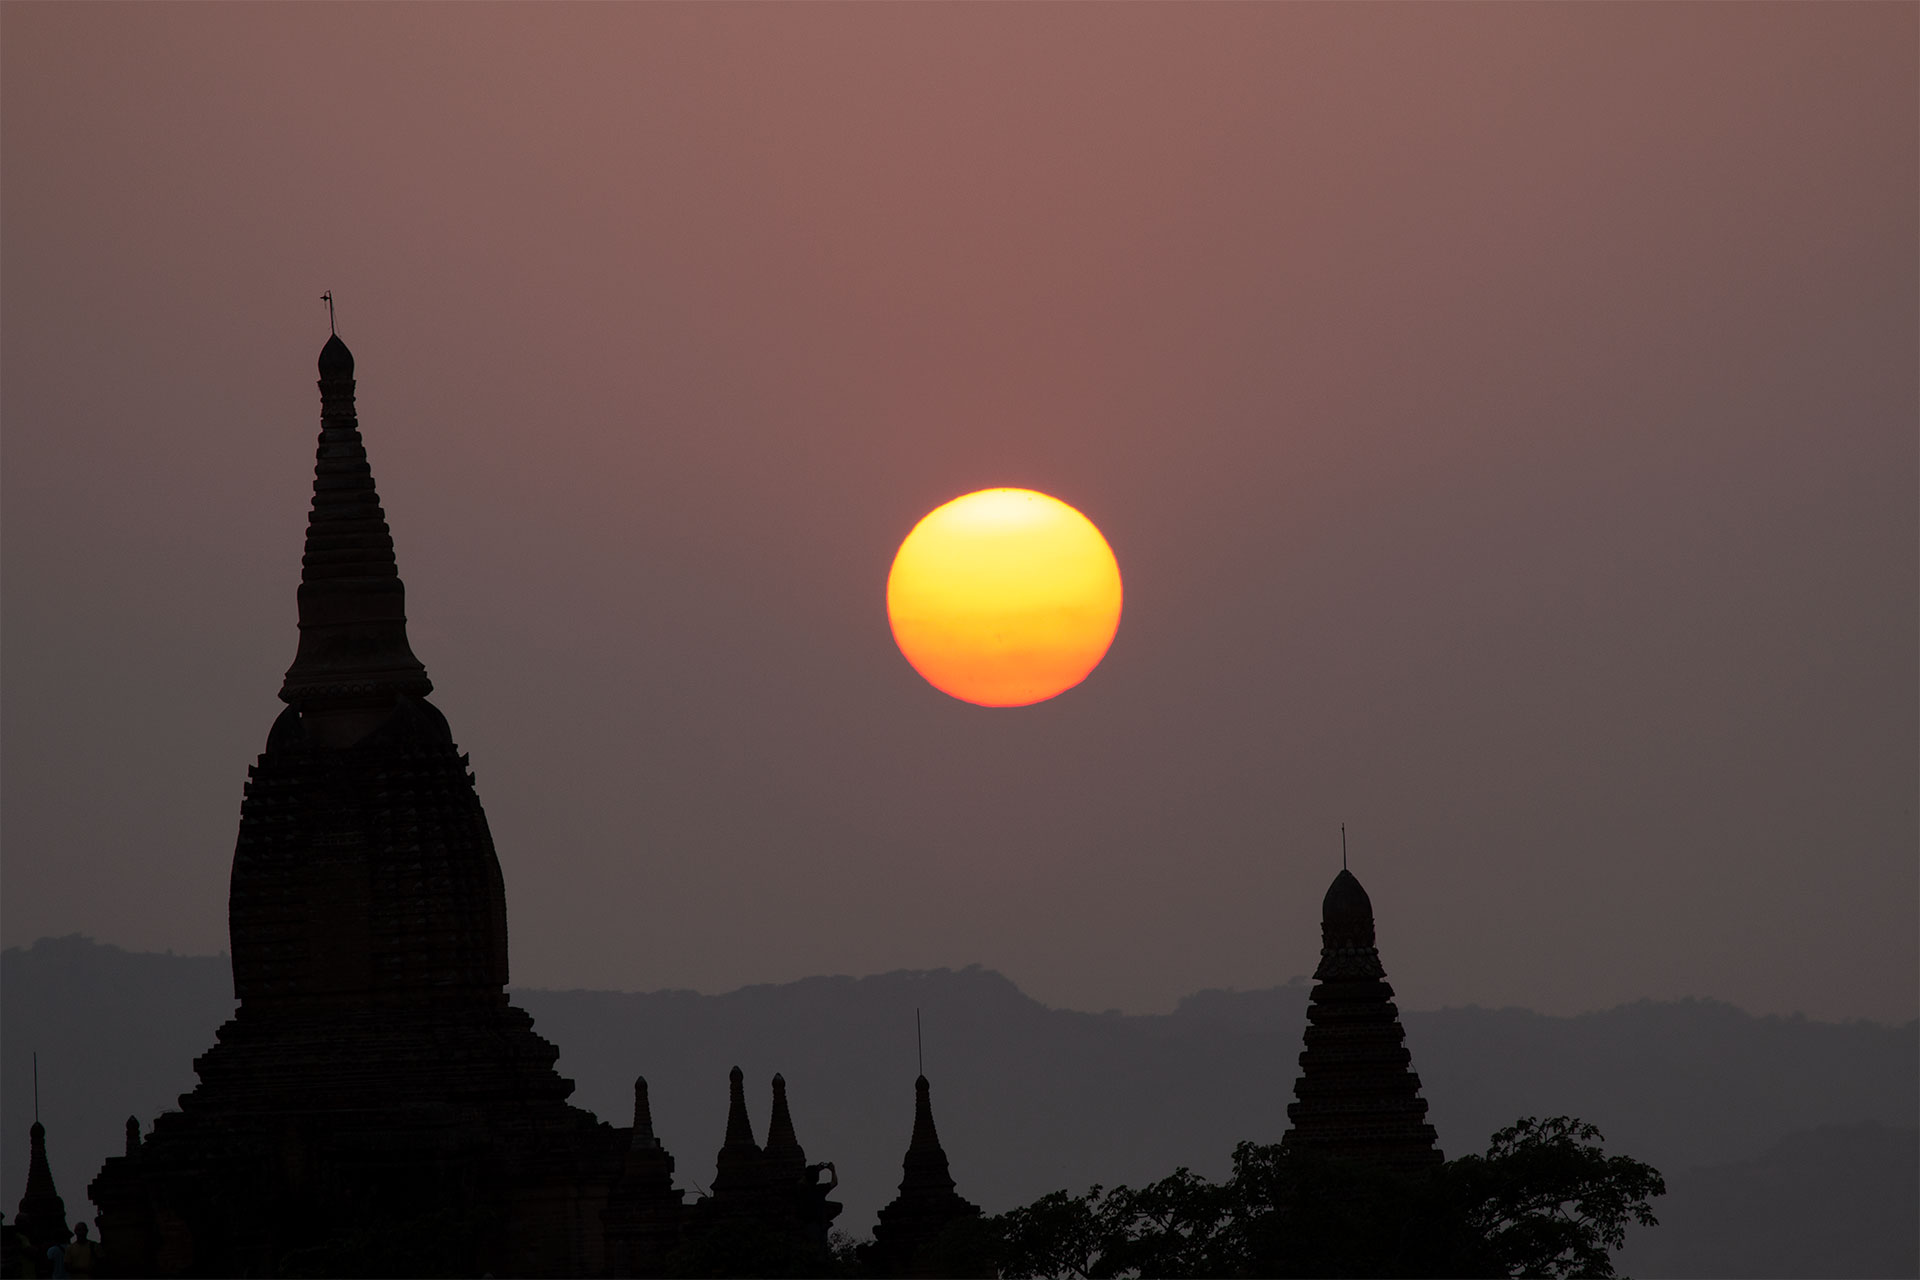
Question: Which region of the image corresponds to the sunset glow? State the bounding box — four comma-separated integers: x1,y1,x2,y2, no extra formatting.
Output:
887,489,1122,707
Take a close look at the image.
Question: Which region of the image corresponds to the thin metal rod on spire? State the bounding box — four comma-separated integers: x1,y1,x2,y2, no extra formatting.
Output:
322,291,335,334
916,1008,924,1077
1342,823,1348,870
33,1051,39,1122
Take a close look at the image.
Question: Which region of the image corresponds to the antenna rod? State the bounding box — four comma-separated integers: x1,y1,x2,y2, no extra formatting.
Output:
33,1052,39,1123
916,1008,923,1077
321,291,336,335
1341,823,1347,871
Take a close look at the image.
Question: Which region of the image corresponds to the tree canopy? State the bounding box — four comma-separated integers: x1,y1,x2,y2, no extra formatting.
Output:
977,1116,1665,1279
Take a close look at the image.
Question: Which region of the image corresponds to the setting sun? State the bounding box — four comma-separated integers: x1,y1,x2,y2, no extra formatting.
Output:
887,489,1123,707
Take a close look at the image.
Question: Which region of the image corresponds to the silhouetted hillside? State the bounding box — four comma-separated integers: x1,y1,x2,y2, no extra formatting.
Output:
1618,1122,1919,1279
5,936,1914,1275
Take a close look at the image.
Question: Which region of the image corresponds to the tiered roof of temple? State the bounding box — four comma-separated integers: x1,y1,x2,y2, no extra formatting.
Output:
1281,867,1443,1170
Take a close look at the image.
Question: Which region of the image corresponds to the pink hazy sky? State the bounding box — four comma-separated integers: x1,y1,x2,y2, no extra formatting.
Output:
3,3,1914,1021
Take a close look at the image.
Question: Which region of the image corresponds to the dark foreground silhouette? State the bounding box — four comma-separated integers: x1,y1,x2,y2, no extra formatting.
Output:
977,1117,1663,1280
0,333,1892,1277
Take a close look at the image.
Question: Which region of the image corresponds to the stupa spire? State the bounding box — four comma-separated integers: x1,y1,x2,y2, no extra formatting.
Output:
1282,866,1441,1170
606,1075,683,1276
631,1076,660,1151
764,1073,807,1186
708,1064,765,1202
907,1075,942,1156
722,1066,756,1150
15,1120,71,1253
278,328,431,720
870,1072,979,1276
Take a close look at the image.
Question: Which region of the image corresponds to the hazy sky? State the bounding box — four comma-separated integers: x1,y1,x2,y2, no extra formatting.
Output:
4,4,1913,1023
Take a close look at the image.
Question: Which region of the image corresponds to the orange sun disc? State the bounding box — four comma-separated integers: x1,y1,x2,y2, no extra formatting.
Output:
886,488,1122,707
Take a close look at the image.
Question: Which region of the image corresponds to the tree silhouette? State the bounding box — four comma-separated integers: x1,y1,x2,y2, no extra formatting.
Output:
1451,1117,1668,1279
978,1116,1664,1279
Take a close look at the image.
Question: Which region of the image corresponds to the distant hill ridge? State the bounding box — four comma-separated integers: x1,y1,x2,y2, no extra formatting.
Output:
4,936,1914,1275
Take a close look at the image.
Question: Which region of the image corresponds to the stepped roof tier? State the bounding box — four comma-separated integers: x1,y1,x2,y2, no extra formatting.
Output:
1281,868,1443,1171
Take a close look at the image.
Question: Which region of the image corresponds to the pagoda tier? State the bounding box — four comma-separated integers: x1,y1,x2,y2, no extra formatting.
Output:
1282,869,1443,1171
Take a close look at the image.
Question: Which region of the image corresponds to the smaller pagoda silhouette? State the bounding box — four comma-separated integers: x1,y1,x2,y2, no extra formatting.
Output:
868,1072,982,1277
680,1068,842,1273
1282,864,1443,1170
12,1117,73,1267
603,1076,685,1278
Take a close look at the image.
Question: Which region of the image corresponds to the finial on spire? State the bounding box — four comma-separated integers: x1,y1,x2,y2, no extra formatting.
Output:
917,1008,924,1078
322,291,335,335
33,1051,39,1122
1342,823,1348,870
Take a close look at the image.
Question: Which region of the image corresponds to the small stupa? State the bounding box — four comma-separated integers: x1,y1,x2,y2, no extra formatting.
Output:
14,1119,72,1257
869,1073,982,1277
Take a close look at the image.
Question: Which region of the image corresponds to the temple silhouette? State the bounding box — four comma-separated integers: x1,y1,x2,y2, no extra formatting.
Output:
71,334,876,1277
1282,867,1442,1170
9,333,1442,1277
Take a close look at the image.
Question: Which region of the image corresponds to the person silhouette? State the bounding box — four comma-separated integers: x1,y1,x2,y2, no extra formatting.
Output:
46,1241,69,1278
64,1224,96,1278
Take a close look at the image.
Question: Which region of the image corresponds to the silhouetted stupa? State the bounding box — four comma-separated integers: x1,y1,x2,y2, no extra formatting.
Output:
683,1069,841,1271
1281,867,1443,1170
87,332,630,1276
13,1120,72,1259
603,1077,685,1278
868,1074,982,1277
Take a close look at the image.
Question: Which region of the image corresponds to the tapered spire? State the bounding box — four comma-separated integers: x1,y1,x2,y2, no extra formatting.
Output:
14,1121,71,1252
607,1075,683,1276
615,1074,677,1194
722,1066,756,1149
899,1076,956,1193
871,1073,979,1276
764,1073,807,1185
1283,867,1441,1169
631,1076,660,1151
279,330,431,716
710,1065,764,1199
124,1117,141,1157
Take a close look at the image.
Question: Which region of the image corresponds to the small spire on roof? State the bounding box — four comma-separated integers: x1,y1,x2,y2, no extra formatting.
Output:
764,1073,807,1184
631,1076,660,1150
722,1066,756,1150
